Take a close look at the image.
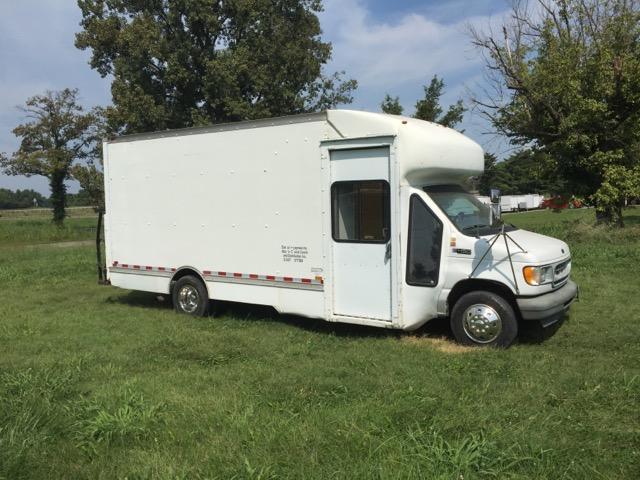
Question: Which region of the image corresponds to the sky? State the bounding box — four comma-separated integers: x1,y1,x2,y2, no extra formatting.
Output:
0,0,511,195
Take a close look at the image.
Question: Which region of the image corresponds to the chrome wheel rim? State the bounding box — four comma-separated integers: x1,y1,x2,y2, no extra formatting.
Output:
178,285,200,313
462,304,502,343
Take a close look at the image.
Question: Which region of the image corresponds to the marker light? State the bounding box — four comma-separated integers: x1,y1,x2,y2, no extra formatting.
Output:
523,265,554,285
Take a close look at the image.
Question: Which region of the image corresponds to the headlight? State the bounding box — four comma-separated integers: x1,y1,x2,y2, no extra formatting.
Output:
523,265,554,285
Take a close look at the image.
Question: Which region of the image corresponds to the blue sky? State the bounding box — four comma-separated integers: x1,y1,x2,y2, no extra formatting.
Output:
0,0,510,195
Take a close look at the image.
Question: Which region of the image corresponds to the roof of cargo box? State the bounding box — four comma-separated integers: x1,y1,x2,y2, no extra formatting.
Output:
106,111,328,143
326,110,484,186
107,109,483,185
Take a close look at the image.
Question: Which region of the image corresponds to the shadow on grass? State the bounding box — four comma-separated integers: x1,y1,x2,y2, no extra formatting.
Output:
107,290,564,345
518,316,566,344
105,290,173,310
107,290,455,340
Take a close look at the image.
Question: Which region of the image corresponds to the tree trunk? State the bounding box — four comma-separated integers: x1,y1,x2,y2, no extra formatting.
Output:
50,170,67,225
595,203,625,227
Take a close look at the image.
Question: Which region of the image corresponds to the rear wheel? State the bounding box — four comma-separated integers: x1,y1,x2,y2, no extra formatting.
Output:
450,291,518,347
172,275,210,317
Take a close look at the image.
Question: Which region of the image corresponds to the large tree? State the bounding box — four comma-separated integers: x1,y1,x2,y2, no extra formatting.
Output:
0,89,102,225
75,0,357,134
413,75,465,128
471,0,640,226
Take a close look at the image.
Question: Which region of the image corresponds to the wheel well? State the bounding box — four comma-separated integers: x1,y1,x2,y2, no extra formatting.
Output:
170,267,207,295
448,279,520,318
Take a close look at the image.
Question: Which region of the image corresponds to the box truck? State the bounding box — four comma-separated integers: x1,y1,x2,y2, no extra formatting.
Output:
103,110,577,347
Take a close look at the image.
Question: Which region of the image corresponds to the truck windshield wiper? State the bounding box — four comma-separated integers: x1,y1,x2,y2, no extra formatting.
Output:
461,224,489,231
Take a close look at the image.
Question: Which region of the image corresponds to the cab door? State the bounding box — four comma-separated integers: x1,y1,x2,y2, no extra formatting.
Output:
330,147,392,321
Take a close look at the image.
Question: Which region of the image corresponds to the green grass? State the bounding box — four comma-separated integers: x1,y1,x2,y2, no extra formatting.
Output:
0,206,96,220
0,209,638,478
0,216,97,247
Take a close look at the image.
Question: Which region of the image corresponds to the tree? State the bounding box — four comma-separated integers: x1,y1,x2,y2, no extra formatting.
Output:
0,89,102,224
0,189,49,210
75,0,357,134
381,94,403,115
477,150,566,196
471,0,640,226
476,153,500,195
71,162,105,211
414,75,465,128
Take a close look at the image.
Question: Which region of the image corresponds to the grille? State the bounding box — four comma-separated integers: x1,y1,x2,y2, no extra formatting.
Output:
555,260,570,276
553,258,571,287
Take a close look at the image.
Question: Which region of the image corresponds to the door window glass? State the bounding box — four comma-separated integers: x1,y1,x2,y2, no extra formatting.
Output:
407,195,443,286
331,180,390,243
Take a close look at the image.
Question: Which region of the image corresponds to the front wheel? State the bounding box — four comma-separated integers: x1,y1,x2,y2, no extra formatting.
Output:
172,275,210,317
450,291,518,347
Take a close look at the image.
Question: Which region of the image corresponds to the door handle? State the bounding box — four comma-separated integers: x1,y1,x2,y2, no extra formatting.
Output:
385,242,391,262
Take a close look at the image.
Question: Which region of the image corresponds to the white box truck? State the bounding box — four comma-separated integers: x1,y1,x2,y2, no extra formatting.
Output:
103,110,577,346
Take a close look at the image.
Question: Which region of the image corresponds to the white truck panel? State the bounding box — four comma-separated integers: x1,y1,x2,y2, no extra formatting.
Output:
103,109,579,337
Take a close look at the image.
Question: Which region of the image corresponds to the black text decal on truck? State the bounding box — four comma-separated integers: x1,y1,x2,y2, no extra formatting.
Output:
281,245,308,263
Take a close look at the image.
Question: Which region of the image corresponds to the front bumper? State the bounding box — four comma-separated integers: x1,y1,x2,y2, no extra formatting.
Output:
516,280,578,327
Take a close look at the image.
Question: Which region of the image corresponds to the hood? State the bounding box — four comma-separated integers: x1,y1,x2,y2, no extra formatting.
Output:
463,229,570,265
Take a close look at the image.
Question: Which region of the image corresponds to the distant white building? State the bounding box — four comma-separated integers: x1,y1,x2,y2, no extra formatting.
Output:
476,194,544,212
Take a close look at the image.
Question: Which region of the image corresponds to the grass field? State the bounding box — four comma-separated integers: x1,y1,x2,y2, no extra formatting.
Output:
0,209,638,479
0,206,96,220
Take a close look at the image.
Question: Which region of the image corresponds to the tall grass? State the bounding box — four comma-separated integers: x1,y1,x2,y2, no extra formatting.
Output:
0,217,97,247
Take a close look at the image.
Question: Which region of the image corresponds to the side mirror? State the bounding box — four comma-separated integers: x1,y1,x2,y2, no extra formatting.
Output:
490,188,501,204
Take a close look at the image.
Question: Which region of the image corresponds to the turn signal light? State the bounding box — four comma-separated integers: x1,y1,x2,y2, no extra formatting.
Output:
523,265,553,286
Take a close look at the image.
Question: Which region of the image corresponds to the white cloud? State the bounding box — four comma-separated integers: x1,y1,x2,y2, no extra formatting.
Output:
322,0,483,89
319,0,511,153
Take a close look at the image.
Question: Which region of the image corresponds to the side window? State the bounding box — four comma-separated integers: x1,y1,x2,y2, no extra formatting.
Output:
407,194,443,287
331,180,390,243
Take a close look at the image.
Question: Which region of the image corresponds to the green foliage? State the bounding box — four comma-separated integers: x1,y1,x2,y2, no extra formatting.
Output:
379,75,465,128
75,0,357,134
477,149,566,195
380,94,403,115
0,89,103,225
0,189,49,209
0,209,639,477
65,189,98,208
592,163,640,225
75,386,164,455
414,75,465,128
472,0,640,226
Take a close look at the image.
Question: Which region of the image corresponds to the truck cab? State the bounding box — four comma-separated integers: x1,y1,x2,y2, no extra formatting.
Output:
322,111,578,346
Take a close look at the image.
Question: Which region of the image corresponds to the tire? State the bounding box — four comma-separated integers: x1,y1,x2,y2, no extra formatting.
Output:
172,275,210,317
450,291,518,347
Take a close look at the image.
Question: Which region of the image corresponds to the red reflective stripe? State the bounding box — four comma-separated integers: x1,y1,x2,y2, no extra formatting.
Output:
111,264,318,286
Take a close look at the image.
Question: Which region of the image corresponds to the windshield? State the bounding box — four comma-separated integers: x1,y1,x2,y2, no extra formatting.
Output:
424,185,512,236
